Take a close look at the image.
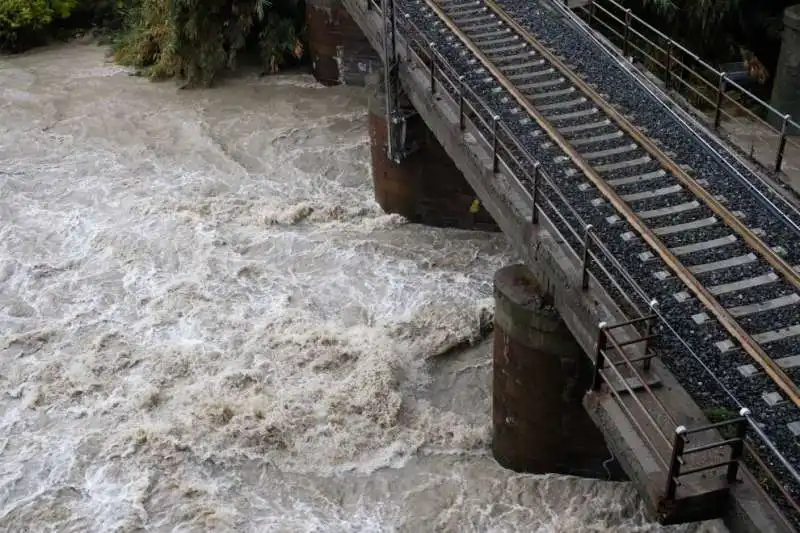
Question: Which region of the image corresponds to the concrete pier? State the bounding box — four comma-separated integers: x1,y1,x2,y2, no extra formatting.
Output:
771,5,800,128
491,264,610,476
305,0,381,86
367,74,498,230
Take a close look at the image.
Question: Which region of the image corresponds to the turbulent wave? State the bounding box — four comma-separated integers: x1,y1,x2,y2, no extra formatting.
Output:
0,44,724,532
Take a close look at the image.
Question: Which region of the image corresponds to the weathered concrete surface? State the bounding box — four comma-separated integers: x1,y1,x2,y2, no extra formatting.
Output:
306,0,381,86
367,73,498,230
771,5,800,128
492,264,610,477
338,1,794,531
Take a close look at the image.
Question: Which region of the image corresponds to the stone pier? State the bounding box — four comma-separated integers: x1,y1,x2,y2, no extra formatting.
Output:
492,264,612,477
367,74,498,230
771,5,800,128
305,0,381,86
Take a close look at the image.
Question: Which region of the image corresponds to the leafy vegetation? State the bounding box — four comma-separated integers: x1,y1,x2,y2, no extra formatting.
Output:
703,406,739,439
622,0,796,84
1,0,305,87
116,0,304,87
114,0,307,86
0,0,78,51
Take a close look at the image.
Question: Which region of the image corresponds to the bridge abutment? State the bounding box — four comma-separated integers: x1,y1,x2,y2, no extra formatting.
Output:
306,0,381,86
367,73,498,230
491,264,612,477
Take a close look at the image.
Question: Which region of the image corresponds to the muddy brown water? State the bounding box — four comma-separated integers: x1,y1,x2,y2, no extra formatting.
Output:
0,42,726,532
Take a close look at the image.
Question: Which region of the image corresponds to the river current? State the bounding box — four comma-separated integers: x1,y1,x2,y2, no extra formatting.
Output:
0,43,725,532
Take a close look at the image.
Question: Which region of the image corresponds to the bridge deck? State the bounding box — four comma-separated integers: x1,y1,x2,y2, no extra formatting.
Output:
339,0,798,530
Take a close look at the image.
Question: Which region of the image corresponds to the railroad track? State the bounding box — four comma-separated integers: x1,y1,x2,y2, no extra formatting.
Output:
404,0,800,454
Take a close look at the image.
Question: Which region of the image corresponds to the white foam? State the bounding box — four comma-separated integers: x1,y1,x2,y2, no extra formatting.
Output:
0,44,723,533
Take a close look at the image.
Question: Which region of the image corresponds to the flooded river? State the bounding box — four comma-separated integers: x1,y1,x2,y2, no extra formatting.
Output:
0,43,724,532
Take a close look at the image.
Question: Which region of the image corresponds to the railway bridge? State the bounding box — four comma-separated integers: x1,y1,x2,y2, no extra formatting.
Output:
305,0,800,531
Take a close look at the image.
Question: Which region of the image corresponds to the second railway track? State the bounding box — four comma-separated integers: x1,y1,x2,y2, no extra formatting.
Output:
401,0,800,472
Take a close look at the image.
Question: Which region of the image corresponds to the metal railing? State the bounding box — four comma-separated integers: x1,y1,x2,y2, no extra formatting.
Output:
592,320,751,503
665,413,749,501
575,0,800,178
361,0,800,526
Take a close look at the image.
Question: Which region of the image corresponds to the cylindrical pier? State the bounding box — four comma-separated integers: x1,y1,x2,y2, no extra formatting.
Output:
305,0,381,86
771,6,800,127
367,73,498,230
492,264,609,476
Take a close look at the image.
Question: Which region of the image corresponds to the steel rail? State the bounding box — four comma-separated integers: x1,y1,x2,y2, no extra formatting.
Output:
423,0,800,407
486,1,800,297
565,0,800,231
395,8,800,522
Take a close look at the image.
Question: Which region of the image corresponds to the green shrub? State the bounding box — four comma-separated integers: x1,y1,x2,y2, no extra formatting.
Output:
2,0,305,85
115,0,305,87
0,0,78,51
113,0,179,79
259,9,302,74
625,0,796,84
73,0,133,32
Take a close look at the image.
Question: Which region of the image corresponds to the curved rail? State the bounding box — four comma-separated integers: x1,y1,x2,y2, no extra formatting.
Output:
423,0,800,410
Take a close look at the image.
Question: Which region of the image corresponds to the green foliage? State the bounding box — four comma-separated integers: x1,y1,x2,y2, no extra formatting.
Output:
168,0,269,86
2,0,304,85
74,0,135,31
113,0,179,79
259,9,302,74
0,0,78,51
115,0,305,87
624,0,796,82
703,406,737,439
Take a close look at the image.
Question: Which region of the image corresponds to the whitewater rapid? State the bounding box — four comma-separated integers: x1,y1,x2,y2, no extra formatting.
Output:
0,42,725,532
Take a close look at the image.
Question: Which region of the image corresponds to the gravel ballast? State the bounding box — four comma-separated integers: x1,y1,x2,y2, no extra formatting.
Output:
396,0,800,517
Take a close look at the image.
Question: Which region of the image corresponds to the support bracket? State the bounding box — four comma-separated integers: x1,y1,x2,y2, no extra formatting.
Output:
382,0,418,163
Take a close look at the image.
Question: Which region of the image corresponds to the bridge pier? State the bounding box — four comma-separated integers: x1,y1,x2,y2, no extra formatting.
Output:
492,264,613,477
306,0,381,86
367,73,498,230
771,5,800,128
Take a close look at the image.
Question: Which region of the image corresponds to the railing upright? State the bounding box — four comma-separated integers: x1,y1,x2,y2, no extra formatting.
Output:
591,322,607,391
776,114,791,173
581,225,594,289
622,9,632,57
664,426,687,501
531,162,540,224
714,72,727,129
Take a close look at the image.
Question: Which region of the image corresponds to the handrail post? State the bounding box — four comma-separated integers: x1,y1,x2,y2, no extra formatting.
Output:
404,14,411,61
531,162,541,224
664,426,687,501
643,299,658,371
492,116,500,172
714,72,727,129
581,224,594,289
727,408,751,484
429,42,436,94
623,9,632,58
664,39,673,90
775,114,791,173
591,322,608,391
458,76,466,130
588,0,596,25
